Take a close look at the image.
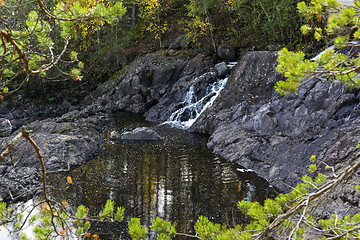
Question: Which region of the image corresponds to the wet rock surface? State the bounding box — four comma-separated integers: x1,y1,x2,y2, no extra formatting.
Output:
121,127,161,141
0,103,107,201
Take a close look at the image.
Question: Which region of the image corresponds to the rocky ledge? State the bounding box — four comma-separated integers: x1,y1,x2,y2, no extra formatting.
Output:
0,103,108,201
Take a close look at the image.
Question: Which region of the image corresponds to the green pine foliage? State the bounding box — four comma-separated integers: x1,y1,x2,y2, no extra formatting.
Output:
128,218,147,240
276,0,360,95
0,0,126,97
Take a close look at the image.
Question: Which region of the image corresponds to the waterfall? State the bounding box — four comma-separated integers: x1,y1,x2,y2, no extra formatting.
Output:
163,72,228,130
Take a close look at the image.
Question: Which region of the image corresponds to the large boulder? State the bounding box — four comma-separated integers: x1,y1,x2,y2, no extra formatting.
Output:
217,45,237,61
121,127,161,141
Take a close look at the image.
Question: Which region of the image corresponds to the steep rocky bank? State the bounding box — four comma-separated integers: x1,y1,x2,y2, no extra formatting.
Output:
192,51,360,216
0,49,359,216
192,51,360,191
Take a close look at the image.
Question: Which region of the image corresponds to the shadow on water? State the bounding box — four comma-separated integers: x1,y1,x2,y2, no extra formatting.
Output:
47,112,277,239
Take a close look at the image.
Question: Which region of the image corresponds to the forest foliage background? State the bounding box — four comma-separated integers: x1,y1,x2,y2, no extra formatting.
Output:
0,0,309,99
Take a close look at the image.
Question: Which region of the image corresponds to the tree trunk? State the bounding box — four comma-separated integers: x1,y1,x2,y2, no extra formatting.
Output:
132,3,136,27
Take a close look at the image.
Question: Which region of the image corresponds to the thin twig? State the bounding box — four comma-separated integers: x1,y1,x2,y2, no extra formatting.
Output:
21,127,59,235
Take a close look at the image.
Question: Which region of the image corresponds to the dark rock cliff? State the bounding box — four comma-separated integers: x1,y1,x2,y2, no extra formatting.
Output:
191,51,360,216
87,50,215,119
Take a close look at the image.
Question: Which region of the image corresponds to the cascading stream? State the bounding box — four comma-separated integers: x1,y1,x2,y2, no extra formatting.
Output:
163,72,229,129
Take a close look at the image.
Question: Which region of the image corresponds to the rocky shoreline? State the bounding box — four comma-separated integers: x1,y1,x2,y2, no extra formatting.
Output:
0,104,108,201
0,49,359,216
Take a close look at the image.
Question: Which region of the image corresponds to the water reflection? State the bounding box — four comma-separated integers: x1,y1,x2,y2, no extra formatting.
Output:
47,112,276,239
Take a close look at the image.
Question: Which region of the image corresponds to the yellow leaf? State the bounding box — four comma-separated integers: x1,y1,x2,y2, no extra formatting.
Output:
67,176,73,184
62,200,68,207
42,203,50,212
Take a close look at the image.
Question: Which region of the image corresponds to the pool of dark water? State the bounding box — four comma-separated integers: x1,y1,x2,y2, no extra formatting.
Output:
47,112,277,239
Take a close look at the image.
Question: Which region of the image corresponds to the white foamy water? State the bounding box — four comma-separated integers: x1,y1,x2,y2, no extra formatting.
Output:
163,73,228,129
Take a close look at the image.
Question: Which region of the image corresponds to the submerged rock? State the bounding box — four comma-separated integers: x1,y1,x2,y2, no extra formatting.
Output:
121,127,161,141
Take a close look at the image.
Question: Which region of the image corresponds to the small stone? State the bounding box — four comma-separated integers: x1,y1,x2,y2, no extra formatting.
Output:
110,130,121,140
215,62,229,78
268,45,279,51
